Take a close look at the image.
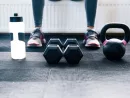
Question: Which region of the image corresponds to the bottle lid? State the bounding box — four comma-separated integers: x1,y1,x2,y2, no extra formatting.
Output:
10,13,23,22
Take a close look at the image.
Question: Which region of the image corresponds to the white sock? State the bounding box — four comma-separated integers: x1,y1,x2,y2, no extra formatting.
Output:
87,27,95,31
35,27,41,30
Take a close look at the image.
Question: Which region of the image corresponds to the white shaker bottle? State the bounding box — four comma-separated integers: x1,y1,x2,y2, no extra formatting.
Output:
9,13,26,59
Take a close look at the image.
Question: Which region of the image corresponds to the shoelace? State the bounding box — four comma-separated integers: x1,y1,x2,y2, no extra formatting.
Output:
85,30,98,40
30,29,42,39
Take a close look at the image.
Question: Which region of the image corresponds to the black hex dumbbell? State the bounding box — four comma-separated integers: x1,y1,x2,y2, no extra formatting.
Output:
63,38,83,64
43,38,63,64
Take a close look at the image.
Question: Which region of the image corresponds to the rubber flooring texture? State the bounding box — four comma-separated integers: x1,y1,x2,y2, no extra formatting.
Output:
0,34,130,98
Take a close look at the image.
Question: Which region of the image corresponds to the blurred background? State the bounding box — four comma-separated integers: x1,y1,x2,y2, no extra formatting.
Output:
0,0,130,33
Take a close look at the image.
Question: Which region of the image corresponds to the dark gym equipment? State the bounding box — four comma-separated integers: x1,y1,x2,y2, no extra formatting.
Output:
64,45,83,64
64,38,79,48
47,38,63,48
43,44,63,64
43,38,63,64
100,23,130,60
43,38,83,64
64,38,83,64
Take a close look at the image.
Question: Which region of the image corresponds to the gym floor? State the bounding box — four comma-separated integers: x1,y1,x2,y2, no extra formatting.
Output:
0,33,130,98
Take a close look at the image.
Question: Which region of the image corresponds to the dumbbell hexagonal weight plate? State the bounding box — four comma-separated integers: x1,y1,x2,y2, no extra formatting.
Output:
47,38,63,48
64,45,83,64
64,38,79,48
43,44,63,64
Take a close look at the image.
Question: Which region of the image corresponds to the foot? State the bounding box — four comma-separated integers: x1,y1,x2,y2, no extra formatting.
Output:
83,29,100,48
27,28,46,47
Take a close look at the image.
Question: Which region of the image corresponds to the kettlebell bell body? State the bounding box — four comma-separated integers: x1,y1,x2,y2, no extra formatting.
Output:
103,38,126,60
100,23,130,60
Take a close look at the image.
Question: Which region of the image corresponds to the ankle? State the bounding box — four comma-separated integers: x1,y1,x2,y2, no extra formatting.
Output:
87,27,97,34
35,27,41,30
87,26,95,31
87,26,94,29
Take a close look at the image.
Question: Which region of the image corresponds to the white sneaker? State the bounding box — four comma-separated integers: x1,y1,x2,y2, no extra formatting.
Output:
27,29,46,47
83,30,100,48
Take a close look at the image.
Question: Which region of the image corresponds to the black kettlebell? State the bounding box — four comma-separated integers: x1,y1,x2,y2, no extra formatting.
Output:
100,23,130,60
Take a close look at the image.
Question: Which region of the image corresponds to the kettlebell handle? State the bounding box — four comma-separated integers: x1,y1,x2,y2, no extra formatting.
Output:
100,23,130,43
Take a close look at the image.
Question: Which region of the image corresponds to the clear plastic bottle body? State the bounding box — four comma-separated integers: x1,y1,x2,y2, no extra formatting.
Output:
9,22,26,60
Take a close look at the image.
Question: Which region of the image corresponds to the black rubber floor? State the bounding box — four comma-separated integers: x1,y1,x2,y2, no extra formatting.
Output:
0,34,130,98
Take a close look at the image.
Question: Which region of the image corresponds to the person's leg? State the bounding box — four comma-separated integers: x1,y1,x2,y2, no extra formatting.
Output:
86,0,97,28
33,0,44,28
84,0,100,47
27,0,46,47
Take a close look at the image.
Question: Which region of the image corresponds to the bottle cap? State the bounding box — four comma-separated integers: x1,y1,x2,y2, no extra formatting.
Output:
10,13,23,22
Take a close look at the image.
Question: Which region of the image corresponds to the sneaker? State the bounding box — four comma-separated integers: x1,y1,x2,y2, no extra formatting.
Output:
83,29,100,48
27,29,46,47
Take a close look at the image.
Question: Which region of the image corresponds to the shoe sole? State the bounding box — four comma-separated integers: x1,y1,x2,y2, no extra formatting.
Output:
27,43,42,47
27,39,46,47
85,43,100,48
83,39,100,48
